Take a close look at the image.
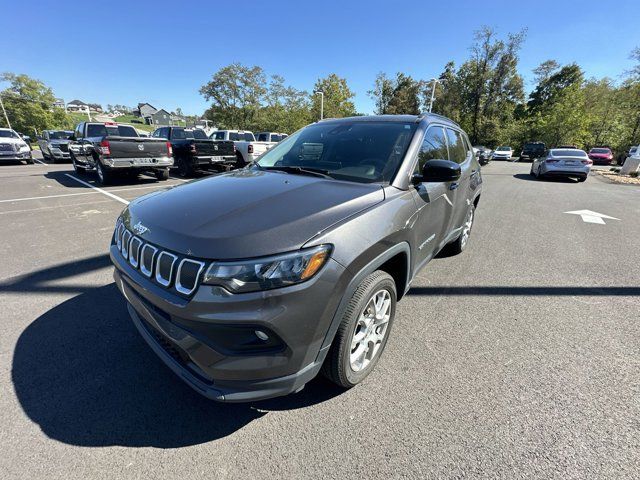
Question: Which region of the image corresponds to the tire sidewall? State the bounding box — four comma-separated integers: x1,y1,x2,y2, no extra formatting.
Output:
340,273,397,386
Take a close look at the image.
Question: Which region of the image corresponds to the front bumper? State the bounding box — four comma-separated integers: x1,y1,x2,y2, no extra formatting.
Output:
104,156,174,168
0,151,31,161
194,155,236,166
111,245,347,402
50,150,71,160
491,154,511,160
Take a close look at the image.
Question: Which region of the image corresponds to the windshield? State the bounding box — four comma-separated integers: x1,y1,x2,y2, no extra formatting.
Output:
496,146,511,151
590,148,611,154
0,130,20,139
49,131,73,140
256,121,418,184
524,143,544,150
87,124,138,137
551,149,588,157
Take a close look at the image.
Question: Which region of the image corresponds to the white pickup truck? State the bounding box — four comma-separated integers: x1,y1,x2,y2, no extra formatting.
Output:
210,130,275,166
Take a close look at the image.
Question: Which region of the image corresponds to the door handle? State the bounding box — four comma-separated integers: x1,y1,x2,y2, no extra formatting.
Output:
449,182,459,190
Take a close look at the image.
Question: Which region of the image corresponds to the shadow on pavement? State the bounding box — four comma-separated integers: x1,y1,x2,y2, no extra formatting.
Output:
513,173,578,183
44,170,162,189
0,254,112,295
12,282,344,448
407,286,640,296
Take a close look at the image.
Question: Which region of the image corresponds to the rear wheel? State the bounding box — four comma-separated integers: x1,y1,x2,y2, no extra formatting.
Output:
445,204,475,255
155,168,169,181
235,152,246,169
96,161,114,185
177,157,194,178
322,270,396,388
578,176,587,183
25,155,34,165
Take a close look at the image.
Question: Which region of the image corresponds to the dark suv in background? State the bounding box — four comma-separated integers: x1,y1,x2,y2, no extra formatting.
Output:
520,141,546,162
111,114,482,402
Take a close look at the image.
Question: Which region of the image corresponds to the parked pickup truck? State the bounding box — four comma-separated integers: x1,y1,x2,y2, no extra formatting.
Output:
210,129,275,166
152,126,236,177
69,122,173,185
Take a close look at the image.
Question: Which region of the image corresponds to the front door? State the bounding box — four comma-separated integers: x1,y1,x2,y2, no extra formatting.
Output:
410,125,454,271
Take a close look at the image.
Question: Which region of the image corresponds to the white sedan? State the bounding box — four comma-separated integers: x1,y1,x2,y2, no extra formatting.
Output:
530,148,592,182
491,146,513,160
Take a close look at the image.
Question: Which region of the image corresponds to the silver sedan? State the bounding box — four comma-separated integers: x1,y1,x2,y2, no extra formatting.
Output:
530,148,592,182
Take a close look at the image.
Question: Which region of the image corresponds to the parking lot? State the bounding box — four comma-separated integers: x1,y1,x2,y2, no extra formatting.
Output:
1,154,638,479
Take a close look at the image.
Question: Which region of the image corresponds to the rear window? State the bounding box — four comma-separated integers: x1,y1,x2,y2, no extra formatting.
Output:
551,149,588,157
192,129,208,139
496,146,511,151
87,124,138,137
590,148,611,154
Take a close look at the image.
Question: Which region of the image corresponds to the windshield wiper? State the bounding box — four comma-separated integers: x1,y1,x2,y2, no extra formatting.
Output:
261,165,333,179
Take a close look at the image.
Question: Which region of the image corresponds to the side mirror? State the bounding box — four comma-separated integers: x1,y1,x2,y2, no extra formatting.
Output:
413,159,461,184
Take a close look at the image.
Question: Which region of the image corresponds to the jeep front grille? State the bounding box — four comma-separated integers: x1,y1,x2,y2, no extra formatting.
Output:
114,219,205,296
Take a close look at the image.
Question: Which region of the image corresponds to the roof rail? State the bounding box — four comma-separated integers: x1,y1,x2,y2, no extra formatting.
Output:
420,112,460,128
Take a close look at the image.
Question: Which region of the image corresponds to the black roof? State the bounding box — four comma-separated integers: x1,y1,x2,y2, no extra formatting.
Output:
318,113,459,128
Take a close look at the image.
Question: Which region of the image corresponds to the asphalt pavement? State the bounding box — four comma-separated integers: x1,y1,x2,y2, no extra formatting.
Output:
1,155,638,479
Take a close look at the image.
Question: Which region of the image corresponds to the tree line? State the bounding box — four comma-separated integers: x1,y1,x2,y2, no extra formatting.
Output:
2,27,639,155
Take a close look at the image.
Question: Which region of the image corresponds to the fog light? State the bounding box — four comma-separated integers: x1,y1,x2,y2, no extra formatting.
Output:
255,330,269,341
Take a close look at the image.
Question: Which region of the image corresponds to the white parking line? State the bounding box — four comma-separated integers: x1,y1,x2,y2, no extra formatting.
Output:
64,174,130,205
0,184,168,204
33,158,48,166
170,176,188,182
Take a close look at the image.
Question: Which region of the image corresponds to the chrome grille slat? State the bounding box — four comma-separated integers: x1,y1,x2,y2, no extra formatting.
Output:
121,229,132,257
129,237,143,268
140,244,157,277
175,259,206,295
155,251,178,287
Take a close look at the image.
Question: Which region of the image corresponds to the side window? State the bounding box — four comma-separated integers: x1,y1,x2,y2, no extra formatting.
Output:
415,126,448,174
151,129,159,138
445,128,467,164
213,131,225,140
75,123,84,139
257,133,267,141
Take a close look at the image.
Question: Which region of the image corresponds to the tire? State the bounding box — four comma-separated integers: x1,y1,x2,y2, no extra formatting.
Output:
578,176,587,183
70,153,84,174
529,166,535,177
235,152,246,169
322,270,397,388
25,155,34,165
95,161,114,185
155,168,169,181
445,204,475,256
177,157,194,178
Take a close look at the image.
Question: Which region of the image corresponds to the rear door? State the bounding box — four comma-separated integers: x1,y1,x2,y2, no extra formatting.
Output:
444,128,474,237
410,125,454,269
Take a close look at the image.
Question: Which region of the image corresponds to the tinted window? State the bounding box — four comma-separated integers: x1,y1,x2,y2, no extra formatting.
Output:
257,133,268,141
49,131,72,140
257,121,418,184
446,128,467,164
213,131,225,140
243,132,255,141
86,124,138,137
590,148,610,154
192,129,208,139
551,149,588,158
415,126,448,174
171,128,187,140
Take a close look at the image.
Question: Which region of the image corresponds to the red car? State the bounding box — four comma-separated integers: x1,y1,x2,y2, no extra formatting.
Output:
588,147,613,165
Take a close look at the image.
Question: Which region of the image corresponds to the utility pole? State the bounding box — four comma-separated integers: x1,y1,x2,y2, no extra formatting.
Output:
428,78,443,113
0,93,12,129
314,91,324,120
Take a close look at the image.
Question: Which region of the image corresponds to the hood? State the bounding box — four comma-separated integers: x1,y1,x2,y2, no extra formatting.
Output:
124,169,385,259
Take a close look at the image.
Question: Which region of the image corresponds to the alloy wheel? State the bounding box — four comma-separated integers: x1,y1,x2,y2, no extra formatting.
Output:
350,289,392,372
460,207,474,250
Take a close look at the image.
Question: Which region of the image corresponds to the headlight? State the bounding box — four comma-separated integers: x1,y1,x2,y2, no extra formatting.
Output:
203,245,331,293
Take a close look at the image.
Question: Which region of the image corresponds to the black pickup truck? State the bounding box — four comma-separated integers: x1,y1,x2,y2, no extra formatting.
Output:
69,122,173,185
152,126,236,177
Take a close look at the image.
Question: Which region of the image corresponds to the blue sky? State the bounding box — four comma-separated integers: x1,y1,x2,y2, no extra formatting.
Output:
5,0,639,116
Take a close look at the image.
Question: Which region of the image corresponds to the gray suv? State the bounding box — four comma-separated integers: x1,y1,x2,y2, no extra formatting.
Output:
110,114,482,402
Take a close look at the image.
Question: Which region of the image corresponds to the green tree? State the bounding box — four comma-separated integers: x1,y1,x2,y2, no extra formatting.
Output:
200,63,267,129
311,74,356,120
1,72,72,134
369,72,422,115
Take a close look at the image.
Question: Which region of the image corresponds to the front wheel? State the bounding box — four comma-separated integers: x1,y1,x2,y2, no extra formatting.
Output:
578,176,587,183
322,270,396,388
177,157,194,178
70,153,84,174
25,155,34,165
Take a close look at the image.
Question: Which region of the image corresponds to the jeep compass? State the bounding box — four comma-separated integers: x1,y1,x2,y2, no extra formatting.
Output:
110,114,482,402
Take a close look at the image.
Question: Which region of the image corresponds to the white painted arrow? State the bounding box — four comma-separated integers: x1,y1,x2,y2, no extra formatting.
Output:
564,210,620,225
